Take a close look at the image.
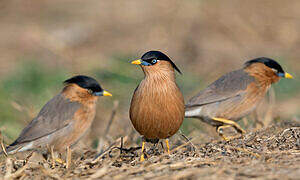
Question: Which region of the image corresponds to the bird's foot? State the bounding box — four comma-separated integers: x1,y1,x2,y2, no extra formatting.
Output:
217,125,244,141
51,157,65,167
140,154,145,162
49,146,64,167
213,117,246,134
55,158,65,164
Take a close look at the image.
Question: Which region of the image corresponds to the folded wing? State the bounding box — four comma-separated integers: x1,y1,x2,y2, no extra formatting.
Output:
8,94,81,148
185,69,255,111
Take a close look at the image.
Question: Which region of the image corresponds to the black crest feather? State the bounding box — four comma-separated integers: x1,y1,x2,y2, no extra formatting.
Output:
64,75,103,93
141,51,182,74
244,57,284,73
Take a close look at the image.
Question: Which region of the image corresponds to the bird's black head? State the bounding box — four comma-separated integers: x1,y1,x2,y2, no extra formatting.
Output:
64,75,112,96
245,57,284,73
132,51,182,74
244,57,293,79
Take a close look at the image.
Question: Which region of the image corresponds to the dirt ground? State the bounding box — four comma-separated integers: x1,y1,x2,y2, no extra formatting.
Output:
0,120,299,180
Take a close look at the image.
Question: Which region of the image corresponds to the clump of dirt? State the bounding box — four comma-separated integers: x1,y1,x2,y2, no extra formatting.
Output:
0,121,299,179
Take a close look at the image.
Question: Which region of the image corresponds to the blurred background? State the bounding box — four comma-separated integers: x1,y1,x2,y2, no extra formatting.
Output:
0,0,299,148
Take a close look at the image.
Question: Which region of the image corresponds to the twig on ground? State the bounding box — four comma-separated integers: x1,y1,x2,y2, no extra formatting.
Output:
92,136,128,163
178,130,198,151
156,136,199,161
104,100,119,136
39,165,62,180
108,136,141,158
97,100,119,155
264,86,275,126
4,157,29,179
87,167,108,180
4,158,13,179
280,127,300,137
0,131,8,156
225,145,261,158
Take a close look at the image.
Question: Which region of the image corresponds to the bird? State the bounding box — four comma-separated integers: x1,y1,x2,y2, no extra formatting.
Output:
129,50,185,161
0,75,112,168
185,57,293,140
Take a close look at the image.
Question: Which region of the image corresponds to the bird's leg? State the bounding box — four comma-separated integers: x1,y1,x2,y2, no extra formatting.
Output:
252,111,264,128
165,139,170,155
140,141,145,162
49,146,65,167
212,117,246,134
217,124,245,141
178,130,196,151
50,146,55,167
66,146,72,169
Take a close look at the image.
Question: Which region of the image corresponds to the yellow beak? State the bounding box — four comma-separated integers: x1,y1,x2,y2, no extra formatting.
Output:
285,72,293,79
131,59,142,65
103,90,112,97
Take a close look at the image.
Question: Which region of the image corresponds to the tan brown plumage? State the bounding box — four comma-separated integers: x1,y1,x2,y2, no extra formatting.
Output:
48,83,99,151
185,57,293,140
129,51,184,161
1,75,112,168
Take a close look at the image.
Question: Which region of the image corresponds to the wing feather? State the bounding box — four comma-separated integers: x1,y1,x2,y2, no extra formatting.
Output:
9,94,81,146
185,69,255,109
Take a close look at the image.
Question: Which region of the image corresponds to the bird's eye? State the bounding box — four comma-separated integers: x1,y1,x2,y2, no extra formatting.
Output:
151,59,157,64
88,89,93,94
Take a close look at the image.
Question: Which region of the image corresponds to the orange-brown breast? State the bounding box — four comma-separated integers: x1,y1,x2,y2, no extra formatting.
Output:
53,84,98,151
130,62,184,140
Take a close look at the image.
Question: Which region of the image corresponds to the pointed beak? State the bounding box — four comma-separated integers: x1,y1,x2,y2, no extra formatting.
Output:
93,90,112,97
102,90,112,97
284,72,293,79
131,59,142,65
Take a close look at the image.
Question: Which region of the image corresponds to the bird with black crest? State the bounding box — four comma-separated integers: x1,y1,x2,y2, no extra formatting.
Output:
0,75,112,168
130,50,185,161
185,57,293,140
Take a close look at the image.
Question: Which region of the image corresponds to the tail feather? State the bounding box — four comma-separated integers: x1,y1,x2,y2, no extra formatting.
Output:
1,142,31,155
185,106,203,118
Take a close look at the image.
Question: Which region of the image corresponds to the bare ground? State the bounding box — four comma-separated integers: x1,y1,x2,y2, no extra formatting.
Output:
0,121,299,180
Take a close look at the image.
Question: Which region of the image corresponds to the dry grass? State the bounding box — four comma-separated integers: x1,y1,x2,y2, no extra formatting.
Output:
0,120,299,179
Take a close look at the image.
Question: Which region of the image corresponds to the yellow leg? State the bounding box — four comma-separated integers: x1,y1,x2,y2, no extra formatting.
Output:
217,125,241,141
50,146,65,167
212,117,246,134
140,141,145,162
165,139,170,155
66,146,72,169
50,146,55,167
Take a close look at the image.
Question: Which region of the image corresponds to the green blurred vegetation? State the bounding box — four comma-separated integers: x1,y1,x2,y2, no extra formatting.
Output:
0,61,68,141
272,59,300,100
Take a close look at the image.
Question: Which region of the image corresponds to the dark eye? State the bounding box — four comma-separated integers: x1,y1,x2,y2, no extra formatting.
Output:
151,59,157,64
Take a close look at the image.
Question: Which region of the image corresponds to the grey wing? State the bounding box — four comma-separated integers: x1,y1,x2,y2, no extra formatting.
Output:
185,69,255,109
9,94,81,146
